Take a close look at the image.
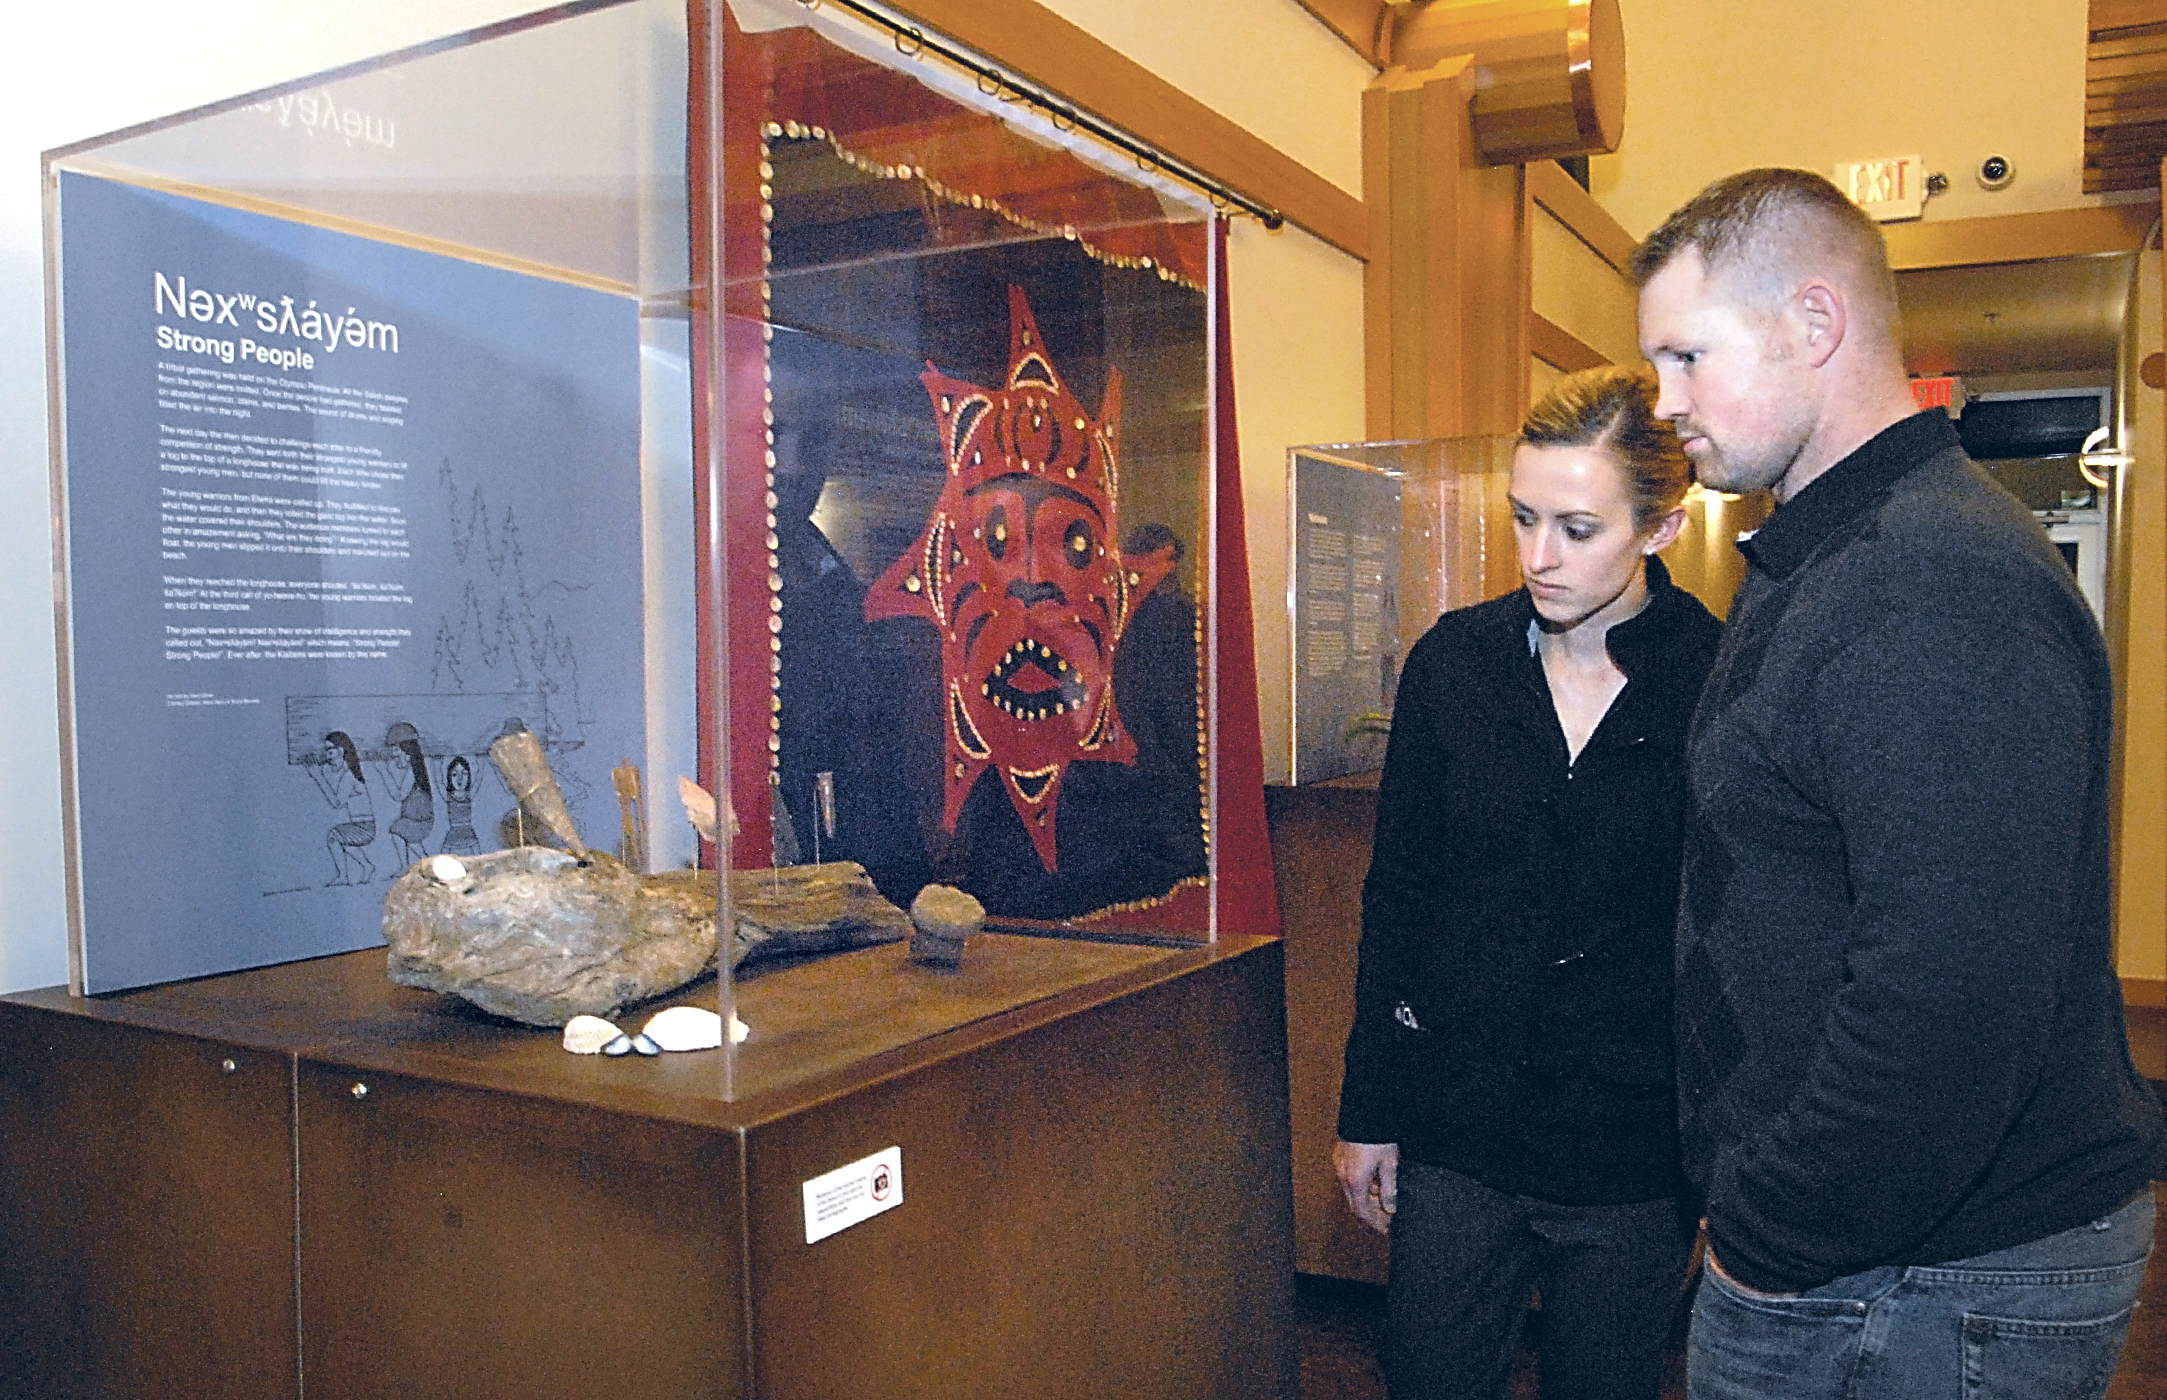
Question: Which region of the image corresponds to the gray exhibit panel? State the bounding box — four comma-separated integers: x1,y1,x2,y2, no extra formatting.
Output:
54,172,644,991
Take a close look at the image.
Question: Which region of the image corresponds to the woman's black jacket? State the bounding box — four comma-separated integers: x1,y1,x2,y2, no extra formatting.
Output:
1336,559,1721,1204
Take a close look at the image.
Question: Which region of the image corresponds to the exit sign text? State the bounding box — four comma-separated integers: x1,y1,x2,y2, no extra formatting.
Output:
1835,156,1926,222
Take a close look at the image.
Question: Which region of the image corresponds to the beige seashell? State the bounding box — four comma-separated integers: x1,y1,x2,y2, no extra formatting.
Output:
640,1005,725,1052
731,1013,750,1045
562,1014,623,1055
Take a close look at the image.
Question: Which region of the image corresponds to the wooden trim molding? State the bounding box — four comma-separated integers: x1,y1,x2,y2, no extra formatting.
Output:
884,0,1369,259
1527,312,1608,372
1527,159,1637,272
2086,0,2167,194
1293,0,1391,65
1882,203,2162,271
2124,976,2167,1009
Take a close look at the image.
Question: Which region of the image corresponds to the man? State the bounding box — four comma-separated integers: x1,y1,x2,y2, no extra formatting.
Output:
1635,167,2166,1399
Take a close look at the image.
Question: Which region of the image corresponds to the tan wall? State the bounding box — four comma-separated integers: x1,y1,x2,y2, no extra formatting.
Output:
1591,0,2118,241
1039,0,1369,197
1531,205,1639,364
1051,0,1374,783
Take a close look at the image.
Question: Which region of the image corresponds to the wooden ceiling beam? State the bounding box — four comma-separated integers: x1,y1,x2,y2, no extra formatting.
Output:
883,0,1369,258
1292,0,1392,66
1882,203,2161,271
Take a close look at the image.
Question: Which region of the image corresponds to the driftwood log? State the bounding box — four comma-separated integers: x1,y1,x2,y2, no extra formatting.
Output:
384,854,910,1027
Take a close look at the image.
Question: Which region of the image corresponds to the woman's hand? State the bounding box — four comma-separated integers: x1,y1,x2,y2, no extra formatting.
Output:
1334,1140,1400,1235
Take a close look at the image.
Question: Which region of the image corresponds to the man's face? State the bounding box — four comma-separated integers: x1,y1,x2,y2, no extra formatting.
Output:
1639,252,1818,499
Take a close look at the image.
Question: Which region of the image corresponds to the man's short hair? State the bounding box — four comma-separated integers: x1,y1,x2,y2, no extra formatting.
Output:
1630,168,1898,330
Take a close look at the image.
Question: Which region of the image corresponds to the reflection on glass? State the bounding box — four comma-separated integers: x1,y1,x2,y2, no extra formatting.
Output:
1286,436,1517,784
730,0,1218,935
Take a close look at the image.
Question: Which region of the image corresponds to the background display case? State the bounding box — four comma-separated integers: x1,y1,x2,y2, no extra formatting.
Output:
1285,435,1514,784
22,2,1294,1394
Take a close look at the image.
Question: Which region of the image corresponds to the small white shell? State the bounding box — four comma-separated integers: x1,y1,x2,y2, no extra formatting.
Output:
641,1005,725,1053
631,1033,662,1057
601,1034,634,1056
731,1014,750,1045
562,1015,622,1055
428,855,469,885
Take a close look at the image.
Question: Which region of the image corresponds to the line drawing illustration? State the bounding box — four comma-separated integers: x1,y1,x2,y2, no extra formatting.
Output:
308,728,377,886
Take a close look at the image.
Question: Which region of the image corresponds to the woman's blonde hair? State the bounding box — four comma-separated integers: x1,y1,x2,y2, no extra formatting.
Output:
1518,365,1692,532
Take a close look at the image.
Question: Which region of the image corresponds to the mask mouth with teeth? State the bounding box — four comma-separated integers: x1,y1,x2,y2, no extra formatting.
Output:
865,286,1174,873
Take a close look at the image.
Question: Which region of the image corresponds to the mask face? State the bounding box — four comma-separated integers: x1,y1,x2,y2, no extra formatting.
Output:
865,286,1173,872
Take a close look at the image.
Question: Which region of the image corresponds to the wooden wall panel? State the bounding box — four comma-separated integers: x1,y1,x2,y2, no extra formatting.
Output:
2088,2,2167,194
1267,783,1388,1285
1527,159,1637,270
1530,208,1637,364
1365,57,1530,441
1528,312,1609,373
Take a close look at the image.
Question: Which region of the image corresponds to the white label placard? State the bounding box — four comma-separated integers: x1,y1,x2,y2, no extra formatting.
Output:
802,1145,904,1243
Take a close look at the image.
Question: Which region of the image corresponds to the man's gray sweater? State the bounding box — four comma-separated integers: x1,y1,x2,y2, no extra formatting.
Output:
1676,410,2166,1295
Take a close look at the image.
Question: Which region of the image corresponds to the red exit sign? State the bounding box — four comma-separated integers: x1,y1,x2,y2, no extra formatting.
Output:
1911,375,1963,412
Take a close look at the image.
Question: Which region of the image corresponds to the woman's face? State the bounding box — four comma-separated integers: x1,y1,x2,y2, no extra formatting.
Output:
1509,443,1666,631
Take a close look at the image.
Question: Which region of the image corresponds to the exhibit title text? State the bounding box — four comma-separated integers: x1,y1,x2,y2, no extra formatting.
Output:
153,273,400,371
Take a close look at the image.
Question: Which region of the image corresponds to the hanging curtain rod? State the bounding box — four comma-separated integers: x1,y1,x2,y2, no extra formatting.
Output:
791,0,1286,230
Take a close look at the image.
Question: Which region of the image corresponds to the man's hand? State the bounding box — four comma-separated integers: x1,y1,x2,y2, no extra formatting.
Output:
1700,1221,1799,1300
1334,1140,1400,1235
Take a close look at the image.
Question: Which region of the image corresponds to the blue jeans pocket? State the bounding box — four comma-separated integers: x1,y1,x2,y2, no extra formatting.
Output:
1690,1269,1872,1399
1960,1300,2138,1400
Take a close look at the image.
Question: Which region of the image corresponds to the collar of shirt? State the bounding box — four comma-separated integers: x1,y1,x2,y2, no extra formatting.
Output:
1519,554,1684,679
1737,410,1959,580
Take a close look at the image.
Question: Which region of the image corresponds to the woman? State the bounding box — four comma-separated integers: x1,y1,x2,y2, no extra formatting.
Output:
1334,366,1722,1400
311,730,377,886
439,755,481,856
380,720,435,867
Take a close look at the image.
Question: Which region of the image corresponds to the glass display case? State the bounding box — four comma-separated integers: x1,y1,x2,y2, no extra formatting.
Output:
1285,434,1515,784
44,0,1241,1090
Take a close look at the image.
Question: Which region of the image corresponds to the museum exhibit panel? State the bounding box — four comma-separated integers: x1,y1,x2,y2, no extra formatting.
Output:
5,2,1295,1395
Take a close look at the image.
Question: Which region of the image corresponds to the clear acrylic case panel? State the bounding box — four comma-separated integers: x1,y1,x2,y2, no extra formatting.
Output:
714,0,1222,953
45,0,1227,1098
1286,435,1515,784
43,0,714,1023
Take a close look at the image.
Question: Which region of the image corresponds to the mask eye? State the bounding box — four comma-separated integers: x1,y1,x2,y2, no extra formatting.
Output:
987,505,1008,561
1064,520,1093,568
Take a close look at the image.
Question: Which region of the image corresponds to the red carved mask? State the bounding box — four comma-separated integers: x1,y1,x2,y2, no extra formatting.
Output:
866,286,1174,872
